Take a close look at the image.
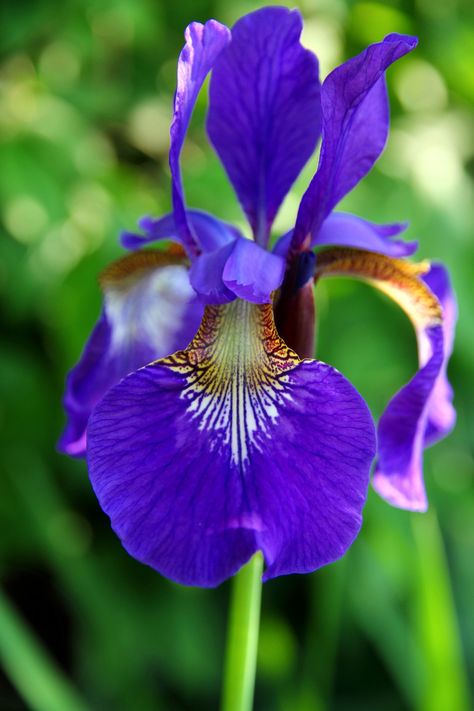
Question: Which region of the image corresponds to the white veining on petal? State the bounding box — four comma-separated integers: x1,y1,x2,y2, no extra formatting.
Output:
163,300,300,470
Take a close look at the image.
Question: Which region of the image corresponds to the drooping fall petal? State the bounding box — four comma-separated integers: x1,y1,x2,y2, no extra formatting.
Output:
87,300,375,586
315,248,452,511
422,264,457,445
58,250,202,457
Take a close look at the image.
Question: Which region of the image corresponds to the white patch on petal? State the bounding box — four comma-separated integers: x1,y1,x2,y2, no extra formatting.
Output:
104,265,195,355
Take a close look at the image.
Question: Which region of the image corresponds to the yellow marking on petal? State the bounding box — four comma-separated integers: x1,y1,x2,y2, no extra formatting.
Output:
315,248,442,330
161,300,300,468
99,247,187,290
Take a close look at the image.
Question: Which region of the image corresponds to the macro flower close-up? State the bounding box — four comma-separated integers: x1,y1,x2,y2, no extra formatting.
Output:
59,7,455,587
2,2,472,710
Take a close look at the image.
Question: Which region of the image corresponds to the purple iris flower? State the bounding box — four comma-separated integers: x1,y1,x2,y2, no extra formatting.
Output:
59,7,456,587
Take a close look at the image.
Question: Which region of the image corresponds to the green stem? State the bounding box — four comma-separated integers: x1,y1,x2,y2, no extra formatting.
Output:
0,587,88,711
411,511,471,711
221,553,263,711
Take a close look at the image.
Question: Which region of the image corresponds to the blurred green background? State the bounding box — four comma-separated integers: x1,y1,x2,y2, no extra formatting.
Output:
1,0,473,709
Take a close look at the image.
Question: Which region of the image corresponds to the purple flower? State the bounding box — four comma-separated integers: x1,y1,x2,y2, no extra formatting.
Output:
59,8,456,586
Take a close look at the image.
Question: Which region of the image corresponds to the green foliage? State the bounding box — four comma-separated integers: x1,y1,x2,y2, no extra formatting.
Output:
1,1,473,708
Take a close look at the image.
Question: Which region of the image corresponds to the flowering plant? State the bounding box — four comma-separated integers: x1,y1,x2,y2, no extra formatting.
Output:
59,7,455,591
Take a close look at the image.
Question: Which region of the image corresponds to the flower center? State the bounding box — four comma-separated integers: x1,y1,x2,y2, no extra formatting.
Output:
162,300,300,469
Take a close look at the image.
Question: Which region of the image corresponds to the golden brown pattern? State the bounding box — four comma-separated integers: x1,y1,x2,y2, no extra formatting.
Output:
162,300,300,373
314,248,442,329
161,300,301,467
99,248,188,290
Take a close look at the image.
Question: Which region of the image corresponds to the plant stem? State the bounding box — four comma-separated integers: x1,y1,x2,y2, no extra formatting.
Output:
221,553,263,711
411,511,471,711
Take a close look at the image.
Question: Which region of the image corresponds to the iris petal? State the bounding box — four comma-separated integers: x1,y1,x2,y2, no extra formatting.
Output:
190,238,286,305
189,242,236,304
120,210,240,253
315,212,417,256
58,310,112,458
315,248,452,511
58,250,202,458
373,264,456,510
222,238,285,303
170,20,231,256
422,264,457,445
87,300,375,586
207,7,321,246
374,326,443,511
293,33,417,249
273,213,417,261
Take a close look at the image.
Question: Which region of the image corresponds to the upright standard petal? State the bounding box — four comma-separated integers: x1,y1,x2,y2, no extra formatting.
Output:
170,20,231,256
58,250,202,458
87,300,375,586
121,210,240,252
207,7,321,246
314,248,446,511
293,34,417,249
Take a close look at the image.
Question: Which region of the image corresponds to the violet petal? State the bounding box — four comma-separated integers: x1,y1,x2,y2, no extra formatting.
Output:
120,209,239,253
222,238,285,303
87,301,375,586
313,247,450,512
58,255,202,457
314,212,417,256
293,33,417,249
422,264,457,445
373,326,444,511
170,21,231,256
188,241,236,304
207,7,321,246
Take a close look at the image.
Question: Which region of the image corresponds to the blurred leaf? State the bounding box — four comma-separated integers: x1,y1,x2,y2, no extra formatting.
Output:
411,511,471,711
0,587,88,711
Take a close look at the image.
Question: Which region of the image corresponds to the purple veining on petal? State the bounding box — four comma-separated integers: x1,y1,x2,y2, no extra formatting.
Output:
170,20,231,256
292,33,417,250
314,213,417,256
207,6,321,246
120,209,239,253
222,238,285,303
87,301,375,586
58,258,203,458
422,264,457,445
260,361,374,580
